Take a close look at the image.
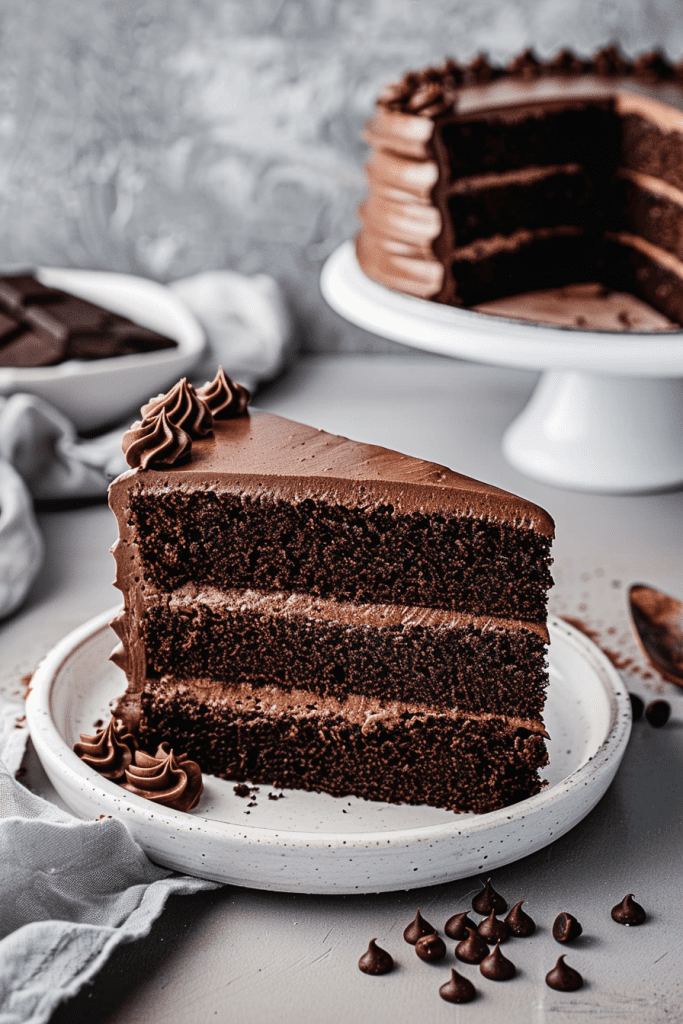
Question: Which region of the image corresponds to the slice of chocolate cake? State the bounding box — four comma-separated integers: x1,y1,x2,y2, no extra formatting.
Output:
109,370,554,814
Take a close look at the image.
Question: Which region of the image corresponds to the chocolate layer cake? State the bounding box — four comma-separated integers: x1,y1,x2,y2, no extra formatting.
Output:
109,374,554,814
0,273,176,366
357,47,683,328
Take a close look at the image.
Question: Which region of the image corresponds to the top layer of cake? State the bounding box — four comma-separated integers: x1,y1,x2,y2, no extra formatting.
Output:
356,48,683,325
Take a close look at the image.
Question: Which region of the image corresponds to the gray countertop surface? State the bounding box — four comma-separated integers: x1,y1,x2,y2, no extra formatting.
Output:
3,354,683,1023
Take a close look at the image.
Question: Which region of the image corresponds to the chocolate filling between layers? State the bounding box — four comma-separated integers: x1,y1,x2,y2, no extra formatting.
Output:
138,586,549,718
127,489,552,623
137,678,549,814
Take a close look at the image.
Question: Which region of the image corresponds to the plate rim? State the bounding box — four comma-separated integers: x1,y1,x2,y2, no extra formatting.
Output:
26,605,632,851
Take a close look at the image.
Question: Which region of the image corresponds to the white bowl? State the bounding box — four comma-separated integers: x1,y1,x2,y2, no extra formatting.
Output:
0,268,205,432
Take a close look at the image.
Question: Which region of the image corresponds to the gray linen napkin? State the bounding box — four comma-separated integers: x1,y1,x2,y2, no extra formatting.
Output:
0,758,218,1024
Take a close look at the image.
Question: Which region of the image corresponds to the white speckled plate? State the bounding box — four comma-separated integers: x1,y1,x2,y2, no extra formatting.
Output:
26,609,631,894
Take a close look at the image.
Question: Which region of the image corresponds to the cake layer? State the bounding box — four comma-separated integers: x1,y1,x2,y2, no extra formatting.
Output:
615,171,683,262
446,167,595,247
136,677,549,814
434,100,619,182
124,485,552,622
135,586,549,719
444,229,596,306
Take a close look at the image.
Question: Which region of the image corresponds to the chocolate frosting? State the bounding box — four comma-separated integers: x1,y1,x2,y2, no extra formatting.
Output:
477,908,510,944
445,910,477,940
472,878,507,915
378,47,680,115
196,366,250,419
479,941,516,981
439,968,476,1004
415,932,447,962
358,938,394,975
611,893,647,925
141,377,213,439
73,716,136,780
455,927,489,964
403,909,436,945
122,409,192,470
552,911,583,942
121,743,203,811
546,955,583,991
505,900,536,937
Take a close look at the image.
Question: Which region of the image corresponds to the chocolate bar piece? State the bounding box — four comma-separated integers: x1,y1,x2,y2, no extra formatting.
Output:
0,274,177,367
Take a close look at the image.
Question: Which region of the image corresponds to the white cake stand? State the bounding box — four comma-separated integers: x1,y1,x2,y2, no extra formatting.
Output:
321,241,683,493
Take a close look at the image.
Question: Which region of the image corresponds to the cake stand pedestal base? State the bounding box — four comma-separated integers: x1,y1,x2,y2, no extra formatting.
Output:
503,371,683,493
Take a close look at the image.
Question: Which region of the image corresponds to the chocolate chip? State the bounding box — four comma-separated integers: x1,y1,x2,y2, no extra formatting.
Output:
358,938,394,975
445,910,477,940
439,968,476,1004
472,877,507,915
455,927,489,964
233,783,250,797
645,700,670,728
611,893,647,925
546,955,583,991
403,909,436,945
477,908,510,944
415,932,446,962
629,692,644,721
479,941,516,980
505,900,536,937
552,912,583,943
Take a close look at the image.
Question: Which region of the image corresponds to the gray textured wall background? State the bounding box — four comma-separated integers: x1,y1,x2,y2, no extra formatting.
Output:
0,0,681,354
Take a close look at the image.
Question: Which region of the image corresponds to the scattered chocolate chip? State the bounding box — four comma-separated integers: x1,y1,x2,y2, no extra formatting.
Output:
358,939,394,975
505,900,536,937
645,700,670,728
233,783,250,797
611,893,647,925
546,954,583,991
439,968,476,1004
477,908,510,944
403,909,436,945
445,910,477,940
628,693,644,721
472,878,507,915
552,912,583,943
480,941,516,980
455,927,489,964
415,932,447,962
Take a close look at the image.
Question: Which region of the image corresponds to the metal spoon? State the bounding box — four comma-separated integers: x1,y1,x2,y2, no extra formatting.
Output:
628,584,683,687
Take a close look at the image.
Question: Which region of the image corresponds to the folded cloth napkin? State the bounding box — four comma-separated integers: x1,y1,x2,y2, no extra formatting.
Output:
0,269,293,619
0,756,217,1024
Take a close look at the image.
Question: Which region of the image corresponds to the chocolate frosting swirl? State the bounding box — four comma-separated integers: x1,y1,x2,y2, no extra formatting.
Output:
122,408,192,470
196,366,250,419
121,743,203,812
377,47,680,115
73,716,137,780
141,377,214,438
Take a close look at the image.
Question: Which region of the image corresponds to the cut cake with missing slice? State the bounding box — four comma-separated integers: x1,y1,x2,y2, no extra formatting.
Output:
109,387,554,814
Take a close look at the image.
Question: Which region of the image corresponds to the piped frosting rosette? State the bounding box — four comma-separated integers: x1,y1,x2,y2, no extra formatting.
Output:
121,743,203,812
72,716,137,780
122,368,250,470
